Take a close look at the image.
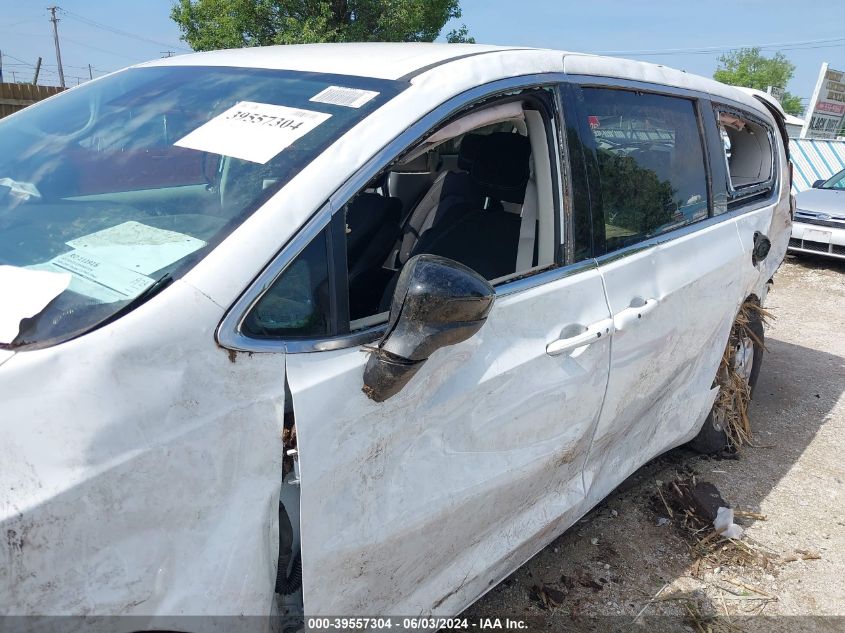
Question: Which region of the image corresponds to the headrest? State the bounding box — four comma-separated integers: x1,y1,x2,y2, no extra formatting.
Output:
457,133,484,172
470,133,531,204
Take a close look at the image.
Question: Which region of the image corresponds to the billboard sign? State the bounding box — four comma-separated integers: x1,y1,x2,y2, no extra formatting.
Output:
801,63,845,140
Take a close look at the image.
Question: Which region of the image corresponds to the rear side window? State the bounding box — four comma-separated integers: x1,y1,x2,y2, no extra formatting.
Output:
716,108,776,205
582,88,709,252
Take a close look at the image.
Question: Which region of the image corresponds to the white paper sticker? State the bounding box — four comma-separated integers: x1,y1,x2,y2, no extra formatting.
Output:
29,249,155,304
174,101,331,164
67,221,206,275
309,86,379,109
0,265,71,344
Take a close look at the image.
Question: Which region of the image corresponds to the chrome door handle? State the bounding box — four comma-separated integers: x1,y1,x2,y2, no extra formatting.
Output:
613,298,659,331
546,317,614,356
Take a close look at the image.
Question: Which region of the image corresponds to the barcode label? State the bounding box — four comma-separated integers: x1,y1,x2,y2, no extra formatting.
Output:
310,86,379,108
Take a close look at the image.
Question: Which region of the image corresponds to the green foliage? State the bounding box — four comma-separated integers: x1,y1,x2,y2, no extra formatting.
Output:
779,93,803,117
171,0,473,50
713,47,803,116
597,149,676,238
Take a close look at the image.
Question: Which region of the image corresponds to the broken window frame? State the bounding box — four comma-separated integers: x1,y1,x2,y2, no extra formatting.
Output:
713,105,777,208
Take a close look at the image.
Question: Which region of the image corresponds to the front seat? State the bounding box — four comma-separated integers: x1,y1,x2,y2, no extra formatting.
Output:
393,133,485,266
410,133,531,281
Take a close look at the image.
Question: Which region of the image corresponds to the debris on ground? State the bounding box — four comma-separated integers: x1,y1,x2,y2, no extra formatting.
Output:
531,583,566,610
667,479,727,524
658,475,782,573
713,507,744,539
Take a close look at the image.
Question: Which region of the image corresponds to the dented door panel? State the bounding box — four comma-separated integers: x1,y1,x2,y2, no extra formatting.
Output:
0,281,286,621
584,216,752,506
287,265,611,616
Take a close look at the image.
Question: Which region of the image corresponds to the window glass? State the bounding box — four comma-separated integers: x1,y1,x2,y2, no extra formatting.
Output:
242,230,331,338
346,104,547,327
717,109,775,201
821,168,845,190
0,65,403,349
582,88,709,251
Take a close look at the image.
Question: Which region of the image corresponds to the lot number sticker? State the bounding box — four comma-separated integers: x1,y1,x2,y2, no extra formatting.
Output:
175,101,331,164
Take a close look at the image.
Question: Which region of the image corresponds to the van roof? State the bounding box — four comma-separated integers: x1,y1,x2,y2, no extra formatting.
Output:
143,42,769,117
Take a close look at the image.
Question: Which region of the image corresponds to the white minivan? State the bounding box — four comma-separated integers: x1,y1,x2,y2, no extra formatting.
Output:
0,43,791,626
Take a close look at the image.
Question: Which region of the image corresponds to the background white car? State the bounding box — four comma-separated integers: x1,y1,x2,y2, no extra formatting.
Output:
789,168,845,260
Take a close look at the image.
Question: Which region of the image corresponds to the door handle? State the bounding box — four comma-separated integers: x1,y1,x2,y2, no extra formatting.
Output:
613,298,659,331
546,317,614,356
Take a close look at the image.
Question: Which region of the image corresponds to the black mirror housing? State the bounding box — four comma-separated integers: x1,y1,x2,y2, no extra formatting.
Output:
363,255,495,402
812,179,825,188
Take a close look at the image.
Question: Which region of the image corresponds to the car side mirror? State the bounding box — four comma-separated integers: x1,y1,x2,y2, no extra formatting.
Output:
362,254,495,402
812,179,825,188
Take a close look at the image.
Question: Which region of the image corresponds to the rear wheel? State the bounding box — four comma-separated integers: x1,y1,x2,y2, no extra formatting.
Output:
690,301,764,454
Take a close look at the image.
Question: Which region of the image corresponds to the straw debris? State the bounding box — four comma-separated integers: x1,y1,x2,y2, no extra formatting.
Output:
713,299,774,451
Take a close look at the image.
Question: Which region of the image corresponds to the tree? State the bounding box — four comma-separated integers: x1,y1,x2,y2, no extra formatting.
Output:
171,0,474,51
713,48,803,116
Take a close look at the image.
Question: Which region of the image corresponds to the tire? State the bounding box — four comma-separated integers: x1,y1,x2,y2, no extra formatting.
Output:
690,302,764,454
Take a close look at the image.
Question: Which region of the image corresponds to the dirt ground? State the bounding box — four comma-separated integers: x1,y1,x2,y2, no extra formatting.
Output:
465,254,845,631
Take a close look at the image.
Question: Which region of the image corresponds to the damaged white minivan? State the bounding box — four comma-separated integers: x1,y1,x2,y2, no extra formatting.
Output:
1,43,791,626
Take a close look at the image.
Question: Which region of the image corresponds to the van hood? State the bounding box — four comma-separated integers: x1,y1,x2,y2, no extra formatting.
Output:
795,188,845,217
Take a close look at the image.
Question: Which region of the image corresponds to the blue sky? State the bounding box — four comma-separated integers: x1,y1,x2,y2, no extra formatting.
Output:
1,0,842,113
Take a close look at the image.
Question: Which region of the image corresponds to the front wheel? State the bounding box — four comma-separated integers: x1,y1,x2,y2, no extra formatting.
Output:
690,300,765,454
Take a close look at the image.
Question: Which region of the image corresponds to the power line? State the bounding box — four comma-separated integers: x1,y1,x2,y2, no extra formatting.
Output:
595,35,845,57
60,34,146,62
59,8,189,52
1,49,114,74
1,52,39,67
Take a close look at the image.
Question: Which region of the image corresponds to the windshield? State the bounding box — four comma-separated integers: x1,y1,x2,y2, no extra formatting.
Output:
820,169,845,190
0,66,405,349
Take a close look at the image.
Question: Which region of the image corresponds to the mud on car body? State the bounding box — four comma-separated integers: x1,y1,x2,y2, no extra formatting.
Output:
0,43,790,627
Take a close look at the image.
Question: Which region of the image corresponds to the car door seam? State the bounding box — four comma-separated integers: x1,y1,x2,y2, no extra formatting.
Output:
578,258,614,498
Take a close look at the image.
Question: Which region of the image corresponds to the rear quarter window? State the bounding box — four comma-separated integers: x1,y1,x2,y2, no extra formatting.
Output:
715,107,776,207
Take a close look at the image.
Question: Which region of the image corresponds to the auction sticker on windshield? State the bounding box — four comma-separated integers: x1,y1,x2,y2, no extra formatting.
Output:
174,101,331,164
67,221,206,276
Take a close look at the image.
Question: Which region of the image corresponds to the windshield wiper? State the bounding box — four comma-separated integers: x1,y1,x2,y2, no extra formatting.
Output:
115,272,174,316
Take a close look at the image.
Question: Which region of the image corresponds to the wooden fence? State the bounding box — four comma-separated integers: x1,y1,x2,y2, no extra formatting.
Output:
0,83,66,119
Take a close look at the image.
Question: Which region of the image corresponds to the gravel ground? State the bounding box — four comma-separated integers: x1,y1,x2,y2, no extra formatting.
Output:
464,255,845,631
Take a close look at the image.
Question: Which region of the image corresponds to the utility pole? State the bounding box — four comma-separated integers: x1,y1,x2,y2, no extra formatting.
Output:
0,49,4,83
11,71,16,83
88,63,93,80
33,57,42,85
48,6,66,88
160,50,174,58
